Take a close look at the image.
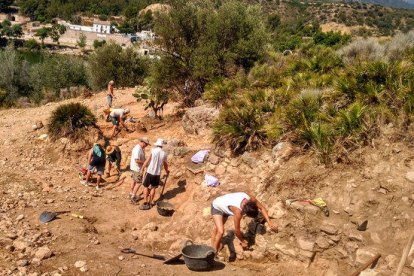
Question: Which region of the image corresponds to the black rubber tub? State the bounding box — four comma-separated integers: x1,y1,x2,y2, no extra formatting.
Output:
156,201,175,217
181,244,215,271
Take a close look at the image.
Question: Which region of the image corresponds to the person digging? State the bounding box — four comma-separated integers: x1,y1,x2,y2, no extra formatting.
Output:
129,137,150,204
109,108,130,138
105,144,122,177
81,140,106,190
107,80,115,108
140,138,169,210
210,192,277,259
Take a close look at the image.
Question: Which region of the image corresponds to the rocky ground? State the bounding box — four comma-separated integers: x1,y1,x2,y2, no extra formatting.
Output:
0,89,413,276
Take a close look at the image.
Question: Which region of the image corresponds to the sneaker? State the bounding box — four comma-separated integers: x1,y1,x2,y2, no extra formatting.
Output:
95,186,100,191
80,180,88,187
130,196,139,204
139,203,151,210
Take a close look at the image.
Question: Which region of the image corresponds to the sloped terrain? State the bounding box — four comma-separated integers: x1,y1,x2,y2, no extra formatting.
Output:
0,89,413,275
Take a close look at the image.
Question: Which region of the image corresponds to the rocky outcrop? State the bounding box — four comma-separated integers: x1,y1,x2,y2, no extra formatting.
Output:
182,105,219,135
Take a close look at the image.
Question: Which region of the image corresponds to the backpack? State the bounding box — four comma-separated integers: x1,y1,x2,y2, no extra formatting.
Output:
90,144,106,166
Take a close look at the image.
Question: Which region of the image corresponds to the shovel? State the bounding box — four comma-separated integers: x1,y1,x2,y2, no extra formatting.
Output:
39,211,70,224
120,248,166,261
159,174,169,200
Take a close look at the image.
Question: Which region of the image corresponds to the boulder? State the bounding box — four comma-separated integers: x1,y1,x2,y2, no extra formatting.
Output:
272,142,294,162
241,153,256,169
356,248,378,264
315,236,330,249
182,106,219,135
208,154,220,165
173,147,190,157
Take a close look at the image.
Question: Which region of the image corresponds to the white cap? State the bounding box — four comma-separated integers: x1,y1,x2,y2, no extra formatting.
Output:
154,138,164,147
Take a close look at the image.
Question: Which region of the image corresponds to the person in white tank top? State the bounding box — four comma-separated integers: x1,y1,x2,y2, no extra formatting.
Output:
210,192,278,256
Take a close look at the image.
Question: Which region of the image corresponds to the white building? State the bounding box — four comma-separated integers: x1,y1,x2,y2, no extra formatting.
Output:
64,20,113,34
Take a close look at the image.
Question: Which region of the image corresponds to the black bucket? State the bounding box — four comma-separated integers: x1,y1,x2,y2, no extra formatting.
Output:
156,201,175,217
181,244,215,271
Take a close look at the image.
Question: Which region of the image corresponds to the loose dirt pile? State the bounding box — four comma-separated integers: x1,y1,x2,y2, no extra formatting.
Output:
0,89,413,275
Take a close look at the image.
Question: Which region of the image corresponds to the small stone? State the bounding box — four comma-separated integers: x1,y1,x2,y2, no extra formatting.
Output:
80,266,88,272
349,231,363,242
405,171,414,182
143,222,158,232
74,260,86,268
141,264,146,268
16,214,24,221
118,256,124,261
356,248,377,264
315,236,330,249
320,224,338,235
35,246,53,260
402,196,410,204
16,259,29,267
378,188,387,195
208,154,220,165
297,237,315,252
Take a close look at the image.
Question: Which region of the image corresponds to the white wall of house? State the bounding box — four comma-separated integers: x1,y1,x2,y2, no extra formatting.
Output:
92,23,111,34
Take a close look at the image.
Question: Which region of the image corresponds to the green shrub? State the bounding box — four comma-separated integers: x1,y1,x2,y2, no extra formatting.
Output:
203,79,237,107
285,90,322,129
23,39,40,50
301,122,334,163
93,39,106,49
48,103,96,140
336,102,365,136
213,89,279,153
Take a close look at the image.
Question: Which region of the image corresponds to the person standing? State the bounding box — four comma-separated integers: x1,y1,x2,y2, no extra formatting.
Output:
129,138,150,203
107,80,115,108
210,192,277,256
109,108,130,138
140,138,169,210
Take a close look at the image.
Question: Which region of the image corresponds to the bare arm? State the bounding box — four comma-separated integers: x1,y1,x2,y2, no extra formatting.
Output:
231,207,248,247
163,160,169,175
141,154,152,175
249,194,278,232
87,149,93,165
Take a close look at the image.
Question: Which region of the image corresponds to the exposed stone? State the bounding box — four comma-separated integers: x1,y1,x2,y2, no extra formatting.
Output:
173,147,190,157
16,259,29,267
13,240,29,251
297,237,315,252
303,204,320,215
356,248,378,264
74,260,86,268
348,231,363,242
118,256,124,261
274,242,297,258
208,154,220,165
16,214,24,221
345,241,359,253
215,165,226,176
315,236,330,249
80,266,88,272
320,224,338,235
143,222,158,232
405,171,414,182
268,202,286,219
299,249,315,259
241,153,256,169
272,142,294,162
370,232,382,244
35,246,53,260
182,106,219,135
384,254,398,269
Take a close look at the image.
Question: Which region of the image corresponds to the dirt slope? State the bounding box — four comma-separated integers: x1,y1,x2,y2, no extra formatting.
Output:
0,89,414,275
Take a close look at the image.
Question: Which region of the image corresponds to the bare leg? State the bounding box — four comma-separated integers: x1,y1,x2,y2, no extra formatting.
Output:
149,188,156,205
85,170,92,183
143,187,150,204
107,162,112,176
132,183,141,197
212,215,226,253
111,126,117,138
96,175,101,188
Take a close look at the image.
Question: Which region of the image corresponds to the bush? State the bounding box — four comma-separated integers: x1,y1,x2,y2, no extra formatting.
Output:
93,39,106,49
213,89,280,154
337,38,384,65
23,39,40,50
48,103,96,140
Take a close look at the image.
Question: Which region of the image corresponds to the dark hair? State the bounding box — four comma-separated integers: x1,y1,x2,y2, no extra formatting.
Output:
243,201,259,218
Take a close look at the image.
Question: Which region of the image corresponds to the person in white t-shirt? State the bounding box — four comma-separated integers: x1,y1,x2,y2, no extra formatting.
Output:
140,138,169,210
129,137,150,203
109,108,130,138
210,192,278,256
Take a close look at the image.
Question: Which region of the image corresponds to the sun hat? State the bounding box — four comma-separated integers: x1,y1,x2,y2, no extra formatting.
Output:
109,80,114,85
154,138,164,147
105,145,115,155
140,137,150,145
